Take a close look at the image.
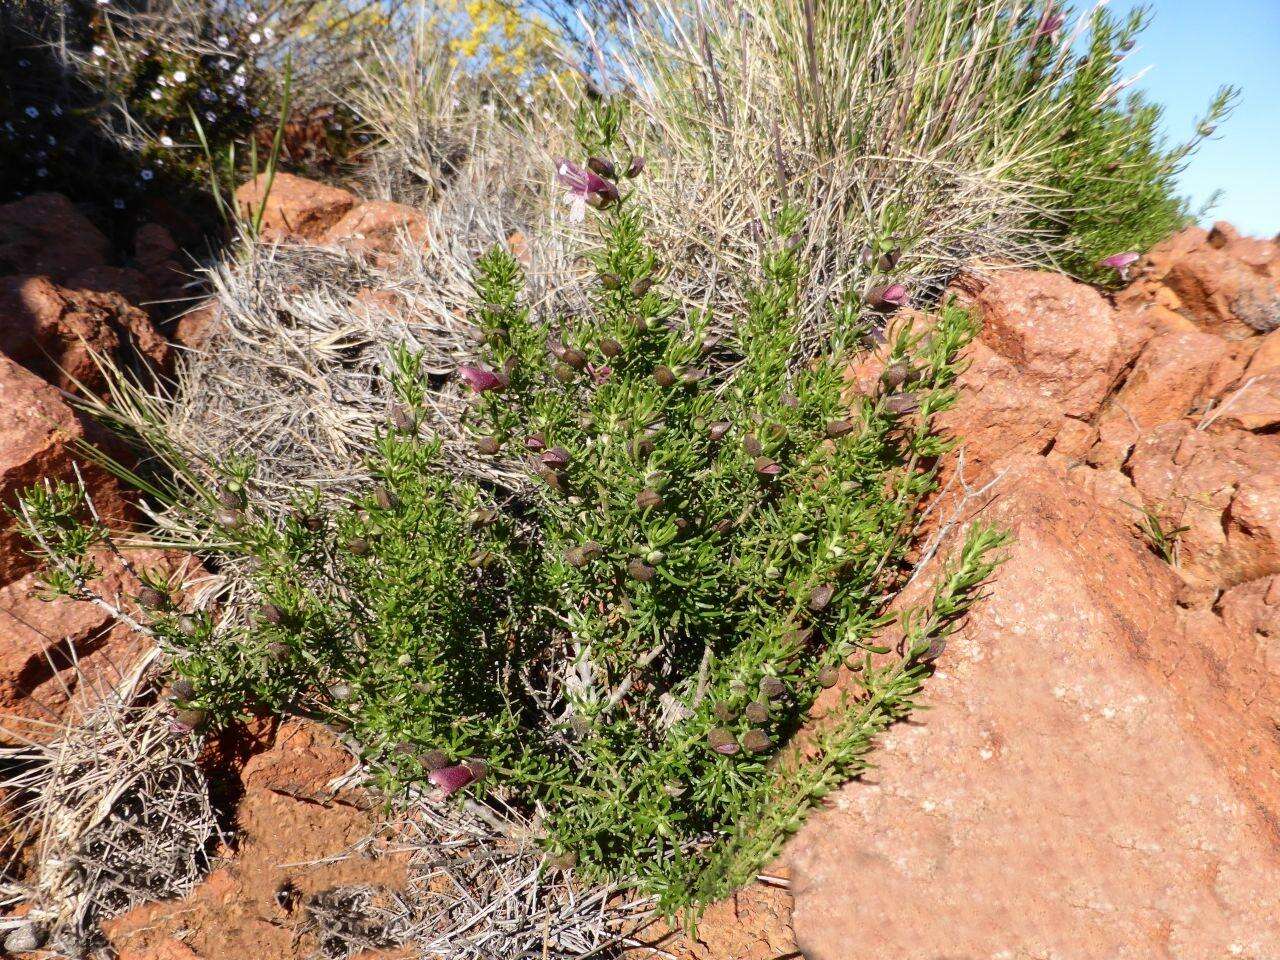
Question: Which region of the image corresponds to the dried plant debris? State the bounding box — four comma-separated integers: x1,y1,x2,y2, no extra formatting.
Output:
0,685,216,956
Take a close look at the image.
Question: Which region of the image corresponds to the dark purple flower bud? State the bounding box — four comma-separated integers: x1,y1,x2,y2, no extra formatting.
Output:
538,468,566,493
712,518,734,535
258,602,284,625
347,537,370,556
653,365,677,387
713,702,736,722
464,757,489,780
266,641,290,662
884,392,921,415
816,666,841,688
630,275,653,297
391,403,416,432
825,419,856,439
525,433,546,452
760,676,786,700
475,436,502,455
541,447,571,469
599,272,622,290
137,586,169,610
428,763,476,797
169,677,196,702
458,365,507,394
553,363,576,383
470,508,499,527
625,156,646,178
549,851,578,870
745,700,770,723
420,749,451,771
743,433,763,456
217,486,243,509
561,346,588,370
878,247,902,271
636,488,664,510
631,437,655,459
214,507,243,528
707,728,739,755
881,361,911,390
708,421,732,441
373,486,400,510
173,707,208,731
866,283,909,311
627,558,656,582
754,456,782,477
742,729,772,754
587,156,616,179
682,367,706,386
599,337,622,358
784,625,815,649
808,583,836,612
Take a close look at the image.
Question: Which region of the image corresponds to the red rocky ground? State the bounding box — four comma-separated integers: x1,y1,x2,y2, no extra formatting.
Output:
2,178,1279,959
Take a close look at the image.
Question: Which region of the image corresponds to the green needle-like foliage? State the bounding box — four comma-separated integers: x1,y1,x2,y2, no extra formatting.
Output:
17,101,1008,915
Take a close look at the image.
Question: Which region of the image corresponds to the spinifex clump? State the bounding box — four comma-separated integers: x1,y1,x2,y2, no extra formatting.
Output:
19,100,1002,912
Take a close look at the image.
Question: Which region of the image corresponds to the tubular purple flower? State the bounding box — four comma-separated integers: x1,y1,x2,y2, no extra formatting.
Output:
1034,7,1065,40
556,158,620,220
866,283,909,311
1099,251,1140,280
428,763,476,797
458,365,506,394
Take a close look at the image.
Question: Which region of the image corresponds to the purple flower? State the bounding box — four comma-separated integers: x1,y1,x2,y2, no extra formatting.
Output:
556,158,620,221
458,364,507,394
588,363,612,384
1098,251,1140,280
428,763,475,797
1034,7,1065,41
866,283,910,311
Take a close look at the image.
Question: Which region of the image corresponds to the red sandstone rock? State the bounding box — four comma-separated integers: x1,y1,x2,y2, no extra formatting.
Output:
0,275,170,391
1127,420,1280,589
0,193,111,282
240,718,353,800
787,455,1280,960
1163,245,1280,338
975,269,1128,418
935,341,1064,475
171,300,222,350
0,354,127,585
1089,330,1230,468
1207,372,1280,432
0,547,189,741
323,200,430,267
1217,575,1280,679
234,173,356,242
1245,328,1280,377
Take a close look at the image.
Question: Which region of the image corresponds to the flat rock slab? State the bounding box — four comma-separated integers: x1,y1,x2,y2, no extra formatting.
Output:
787,455,1280,960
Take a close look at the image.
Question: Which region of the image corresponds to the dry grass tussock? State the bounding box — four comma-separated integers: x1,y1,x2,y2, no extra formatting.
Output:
0,656,216,956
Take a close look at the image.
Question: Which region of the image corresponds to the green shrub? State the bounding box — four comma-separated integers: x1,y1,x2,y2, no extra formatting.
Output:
18,102,1006,913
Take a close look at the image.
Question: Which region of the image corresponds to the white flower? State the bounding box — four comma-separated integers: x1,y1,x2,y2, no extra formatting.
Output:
36,168,48,178
151,89,163,100
24,106,38,119
92,44,106,57
113,198,126,209
157,76,168,86
140,169,154,181
172,70,187,83
263,27,274,39
205,111,217,122
51,104,62,117
216,35,230,48
217,58,230,71
233,73,247,88
96,0,110,5
46,135,56,145
160,135,174,147
249,31,261,45
246,10,258,23
18,59,29,68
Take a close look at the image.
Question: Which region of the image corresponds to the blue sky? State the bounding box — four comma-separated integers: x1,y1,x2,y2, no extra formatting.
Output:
1109,0,1279,235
